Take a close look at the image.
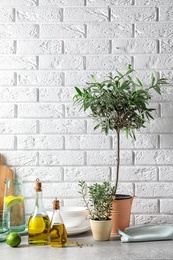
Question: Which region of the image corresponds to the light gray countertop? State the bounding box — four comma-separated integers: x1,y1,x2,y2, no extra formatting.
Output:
1,231,173,260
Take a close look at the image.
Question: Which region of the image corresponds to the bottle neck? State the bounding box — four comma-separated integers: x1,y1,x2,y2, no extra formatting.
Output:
35,191,43,208
32,190,47,216
53,209,60,213
51,209,64,225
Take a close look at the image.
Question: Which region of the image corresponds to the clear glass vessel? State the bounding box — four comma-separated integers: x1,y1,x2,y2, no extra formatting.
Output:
0,210,10,242
28,179,50,245
48,198,67,247
4,178,25,232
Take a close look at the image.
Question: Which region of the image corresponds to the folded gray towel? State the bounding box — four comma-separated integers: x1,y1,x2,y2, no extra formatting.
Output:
117,224,173,243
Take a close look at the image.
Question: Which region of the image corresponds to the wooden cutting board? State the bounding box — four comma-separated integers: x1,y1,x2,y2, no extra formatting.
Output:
0,154,13,210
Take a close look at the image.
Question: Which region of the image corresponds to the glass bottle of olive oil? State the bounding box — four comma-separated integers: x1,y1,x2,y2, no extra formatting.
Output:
28,179,50,245
48,198,67,247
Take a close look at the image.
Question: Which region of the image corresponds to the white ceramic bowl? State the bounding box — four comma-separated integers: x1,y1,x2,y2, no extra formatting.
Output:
47,207,88,228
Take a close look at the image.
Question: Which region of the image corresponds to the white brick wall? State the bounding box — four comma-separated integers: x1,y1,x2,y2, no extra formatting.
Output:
0,0,173,226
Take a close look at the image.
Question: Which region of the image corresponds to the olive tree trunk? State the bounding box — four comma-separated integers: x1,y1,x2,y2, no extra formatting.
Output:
115,129,120,193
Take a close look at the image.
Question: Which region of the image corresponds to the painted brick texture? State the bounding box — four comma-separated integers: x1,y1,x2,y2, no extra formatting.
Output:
0,0,173,225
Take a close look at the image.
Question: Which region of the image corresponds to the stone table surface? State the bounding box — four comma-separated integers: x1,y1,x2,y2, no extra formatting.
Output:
0,230,173,260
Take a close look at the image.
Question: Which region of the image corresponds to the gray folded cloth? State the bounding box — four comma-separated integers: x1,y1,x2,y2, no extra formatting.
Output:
117,224,173,243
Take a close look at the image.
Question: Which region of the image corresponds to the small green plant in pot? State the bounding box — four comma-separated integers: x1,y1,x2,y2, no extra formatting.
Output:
79,180,115,221
79,180,115,240
74,65,168,234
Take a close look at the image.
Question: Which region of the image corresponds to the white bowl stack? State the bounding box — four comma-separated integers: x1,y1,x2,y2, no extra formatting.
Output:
47,207,89,232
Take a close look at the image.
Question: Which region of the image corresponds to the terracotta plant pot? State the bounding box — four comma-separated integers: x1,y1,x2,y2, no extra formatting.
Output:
110,194,133,235
90,219,112,241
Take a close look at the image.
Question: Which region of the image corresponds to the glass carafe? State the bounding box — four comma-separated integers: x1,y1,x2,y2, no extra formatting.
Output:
4,178,25,232
28,178,50,245
48,198,67,247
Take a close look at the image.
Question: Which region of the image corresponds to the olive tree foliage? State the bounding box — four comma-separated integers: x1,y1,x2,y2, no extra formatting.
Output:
73,65,168,193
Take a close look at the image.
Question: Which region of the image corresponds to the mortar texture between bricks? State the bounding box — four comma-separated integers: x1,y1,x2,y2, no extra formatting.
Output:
0,0,172,226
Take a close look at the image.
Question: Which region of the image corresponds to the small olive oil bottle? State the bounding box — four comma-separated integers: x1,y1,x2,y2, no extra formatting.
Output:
48,198,67,247
28,179,50,245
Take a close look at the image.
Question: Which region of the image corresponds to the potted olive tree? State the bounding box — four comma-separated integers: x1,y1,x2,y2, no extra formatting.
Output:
78,180,115,240
73,65,167,234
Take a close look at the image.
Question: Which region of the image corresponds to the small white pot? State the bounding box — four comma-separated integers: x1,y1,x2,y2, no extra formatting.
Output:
90,219,112,241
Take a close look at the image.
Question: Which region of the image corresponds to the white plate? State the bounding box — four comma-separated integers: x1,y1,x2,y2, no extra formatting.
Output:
17,221,91,236
66,220,90,236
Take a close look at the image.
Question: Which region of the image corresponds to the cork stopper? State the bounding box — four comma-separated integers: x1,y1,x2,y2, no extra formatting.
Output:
53,198,60,210
36,178,42,192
